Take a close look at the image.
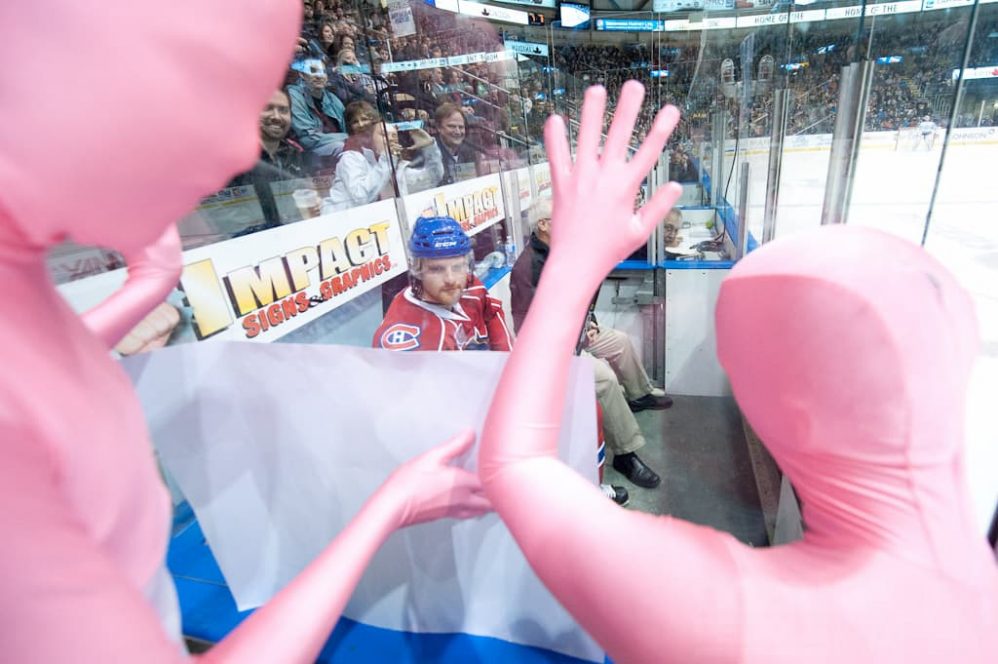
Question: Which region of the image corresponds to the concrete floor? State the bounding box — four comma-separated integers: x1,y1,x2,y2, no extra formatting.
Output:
603,395,769,547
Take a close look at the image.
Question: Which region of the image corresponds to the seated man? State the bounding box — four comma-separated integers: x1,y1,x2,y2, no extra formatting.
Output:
287,58,347,160
434,103,480,186
374,215,511,352
230,88,306,227
511,198,670,490
375,216,628,505
663,208,683,250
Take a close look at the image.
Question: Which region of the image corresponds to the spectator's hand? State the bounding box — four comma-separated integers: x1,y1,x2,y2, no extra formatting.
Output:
386,429,492,528
295,37,308,55
114,302,181,356
372,126,388,156
585,320,599,344
543,82,681,292
409,128,434,150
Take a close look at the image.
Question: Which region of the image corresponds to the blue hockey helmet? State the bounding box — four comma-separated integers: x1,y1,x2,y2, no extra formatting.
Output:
408,216,471,259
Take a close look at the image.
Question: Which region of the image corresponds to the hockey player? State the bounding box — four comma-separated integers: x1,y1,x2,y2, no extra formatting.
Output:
374,215,512,352
918,115,938,150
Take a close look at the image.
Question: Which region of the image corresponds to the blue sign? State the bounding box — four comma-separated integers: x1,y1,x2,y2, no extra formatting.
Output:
876,55,904,64
650,69,670,78
595,18,663,32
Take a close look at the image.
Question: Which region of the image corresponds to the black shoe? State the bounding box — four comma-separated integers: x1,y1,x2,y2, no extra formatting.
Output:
611,453,661,489
601,483,630,506
627,393,674,412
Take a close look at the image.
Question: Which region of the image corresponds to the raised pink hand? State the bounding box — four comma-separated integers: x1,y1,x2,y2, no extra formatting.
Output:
480,82,682,470
543,82,682,298
390,429,492,527
82,224,183,350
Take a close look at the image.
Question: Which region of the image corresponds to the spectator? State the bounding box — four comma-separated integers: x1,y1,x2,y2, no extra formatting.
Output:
663,209,683,250
233,89,306,185
319,22,337,57
230,89,306,227
510,198,670,490
427,68,448,101
434,102,479,185
288,58,347,160
329,48,376,104
670,149,698,183
334,34,357,61
324,101,391,211
301,2,319,38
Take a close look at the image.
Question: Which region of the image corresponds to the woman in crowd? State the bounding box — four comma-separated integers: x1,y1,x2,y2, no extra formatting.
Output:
334,34,356,60
324,101,392,212
329,48,376,104
319,22,337,58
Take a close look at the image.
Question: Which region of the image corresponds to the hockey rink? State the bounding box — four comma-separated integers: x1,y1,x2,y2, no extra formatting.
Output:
727,136,998,530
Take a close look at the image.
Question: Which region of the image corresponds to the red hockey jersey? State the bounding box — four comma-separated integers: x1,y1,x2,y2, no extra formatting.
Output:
373,280,512,352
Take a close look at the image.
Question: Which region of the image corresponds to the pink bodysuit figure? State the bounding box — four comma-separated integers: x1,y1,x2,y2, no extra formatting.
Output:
479,81,998,662
0,2,488,661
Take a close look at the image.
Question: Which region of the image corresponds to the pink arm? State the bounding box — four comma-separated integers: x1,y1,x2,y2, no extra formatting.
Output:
81,224,183,350
2,427,487,663
478,82,742,661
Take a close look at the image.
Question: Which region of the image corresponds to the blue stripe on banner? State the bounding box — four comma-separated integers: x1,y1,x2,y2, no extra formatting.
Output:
597,442,605,467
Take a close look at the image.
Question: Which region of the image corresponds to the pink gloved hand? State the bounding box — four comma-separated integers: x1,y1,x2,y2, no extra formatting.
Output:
543,82,682,302
389,428,492,527
81,224,182,350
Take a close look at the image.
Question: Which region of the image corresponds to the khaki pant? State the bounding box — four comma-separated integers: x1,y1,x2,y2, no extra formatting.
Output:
583,328,654,456
585,327,654,401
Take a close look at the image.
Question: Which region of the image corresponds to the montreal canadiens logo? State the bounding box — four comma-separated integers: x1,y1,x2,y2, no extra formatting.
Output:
381,323,421,351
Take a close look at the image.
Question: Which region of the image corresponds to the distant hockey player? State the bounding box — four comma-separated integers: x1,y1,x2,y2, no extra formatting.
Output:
918,115,938,150
374,216,512,352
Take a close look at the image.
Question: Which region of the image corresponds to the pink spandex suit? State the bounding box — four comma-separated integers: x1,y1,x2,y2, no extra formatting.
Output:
478,82,998,662
0,1,489,661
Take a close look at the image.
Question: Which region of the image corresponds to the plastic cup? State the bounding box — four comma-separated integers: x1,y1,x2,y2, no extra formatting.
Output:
292,189,321,219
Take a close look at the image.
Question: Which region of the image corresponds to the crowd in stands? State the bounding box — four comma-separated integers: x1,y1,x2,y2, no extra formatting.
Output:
215,0,549,236
212,0,994,237
551,17,995,150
